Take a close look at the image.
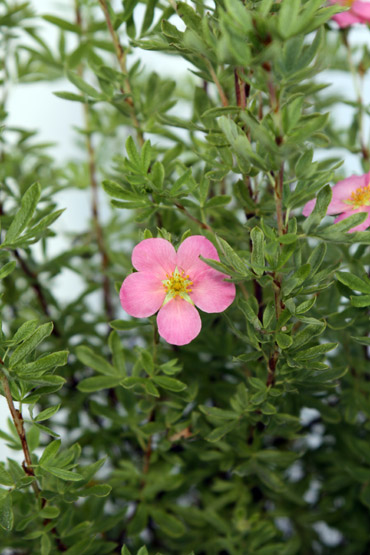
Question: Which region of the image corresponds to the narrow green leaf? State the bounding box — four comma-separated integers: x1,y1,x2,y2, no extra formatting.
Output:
39,440,61,465
43,15,81,33
302,185,331,233
66,70,102,99
296,342,337,360
35,404,61,422
150,509,186,538
20,351,68,376
152,376,186,392
3,183,41,245
77,376,121,393
9,322,54,367
336,272,370,294
0,491,13,531
0,261,16,279
81,484,112,497
76,345,117,376
42,466,83,481
110,319,148,330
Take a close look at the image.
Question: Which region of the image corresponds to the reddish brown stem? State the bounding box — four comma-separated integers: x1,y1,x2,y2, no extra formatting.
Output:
175,203,212,231
0,364,39,494
13,250,61,338
98,0,144,145
75,2,114,325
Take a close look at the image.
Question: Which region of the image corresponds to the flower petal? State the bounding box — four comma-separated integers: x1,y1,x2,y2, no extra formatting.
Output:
328,174,369,214
352,0,370,19
302,173,370,217
176,235,219,279
132,238,176,278
332,11,364,27
120,272,166,318
334,208,370,232
157,298,201,345
190,271,236,313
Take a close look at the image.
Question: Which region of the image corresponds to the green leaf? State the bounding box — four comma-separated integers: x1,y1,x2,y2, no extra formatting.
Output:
296,297,316,314
35,404,61,422
19,351,69,376
150,508,186,538
296,342,337,360
152,376,186,392
3,183,41,245
54,91,85,102
12,320,38,343
151,161,165,189
254,449,298,466
82,484,112,497
0,491,13,531
137,547,149,555
9,322,54,367
336,272,370,294
125,136,141,169
121,547,132,555
351,336,370,346
39,506,60,519
0,466,14,487
42,466,83,481
276,333,293,349
39,440,61,465
278,0,300,38
205,195,232,208
206,421,237,442
66,70,102,99
0,261,16,279
76,345,117,376
302,184,331,233
351,295,370,307
43,14,81,33
110,319,148,330
77,376,121,392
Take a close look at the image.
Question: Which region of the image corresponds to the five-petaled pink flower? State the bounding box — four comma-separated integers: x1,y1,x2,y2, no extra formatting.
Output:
120,235,236,346
303,171,370,232
330,0,370,27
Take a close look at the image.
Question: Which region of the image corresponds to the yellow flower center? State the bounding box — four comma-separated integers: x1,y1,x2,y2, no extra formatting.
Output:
347,183,370,208
162,267,193,305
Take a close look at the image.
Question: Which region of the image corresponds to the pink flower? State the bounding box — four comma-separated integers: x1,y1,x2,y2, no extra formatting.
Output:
119,235,236,346
303,171,370,232
330,0,370,28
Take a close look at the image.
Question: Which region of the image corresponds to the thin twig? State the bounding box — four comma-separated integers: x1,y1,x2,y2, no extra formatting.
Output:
0,361,68,550
98,0,144,145
175,203,212,231
75,1,114,325
13,250,61,338
0,368,39,495
204,58,229,107
234,68,246,110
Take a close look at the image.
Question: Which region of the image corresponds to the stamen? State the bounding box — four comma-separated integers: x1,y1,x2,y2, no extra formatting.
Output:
347,183,370,208
162,267,193,300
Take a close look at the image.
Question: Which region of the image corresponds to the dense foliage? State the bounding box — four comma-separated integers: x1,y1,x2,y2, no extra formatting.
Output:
1,0,370,553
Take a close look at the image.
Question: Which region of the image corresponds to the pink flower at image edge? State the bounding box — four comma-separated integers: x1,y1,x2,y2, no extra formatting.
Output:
120,235,236,346
330,0,370,28
303,171,370,232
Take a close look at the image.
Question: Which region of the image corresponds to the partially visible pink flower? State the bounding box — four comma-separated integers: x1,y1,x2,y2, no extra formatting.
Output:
330,0,370,28
303,171,370,232
120,236,236,346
